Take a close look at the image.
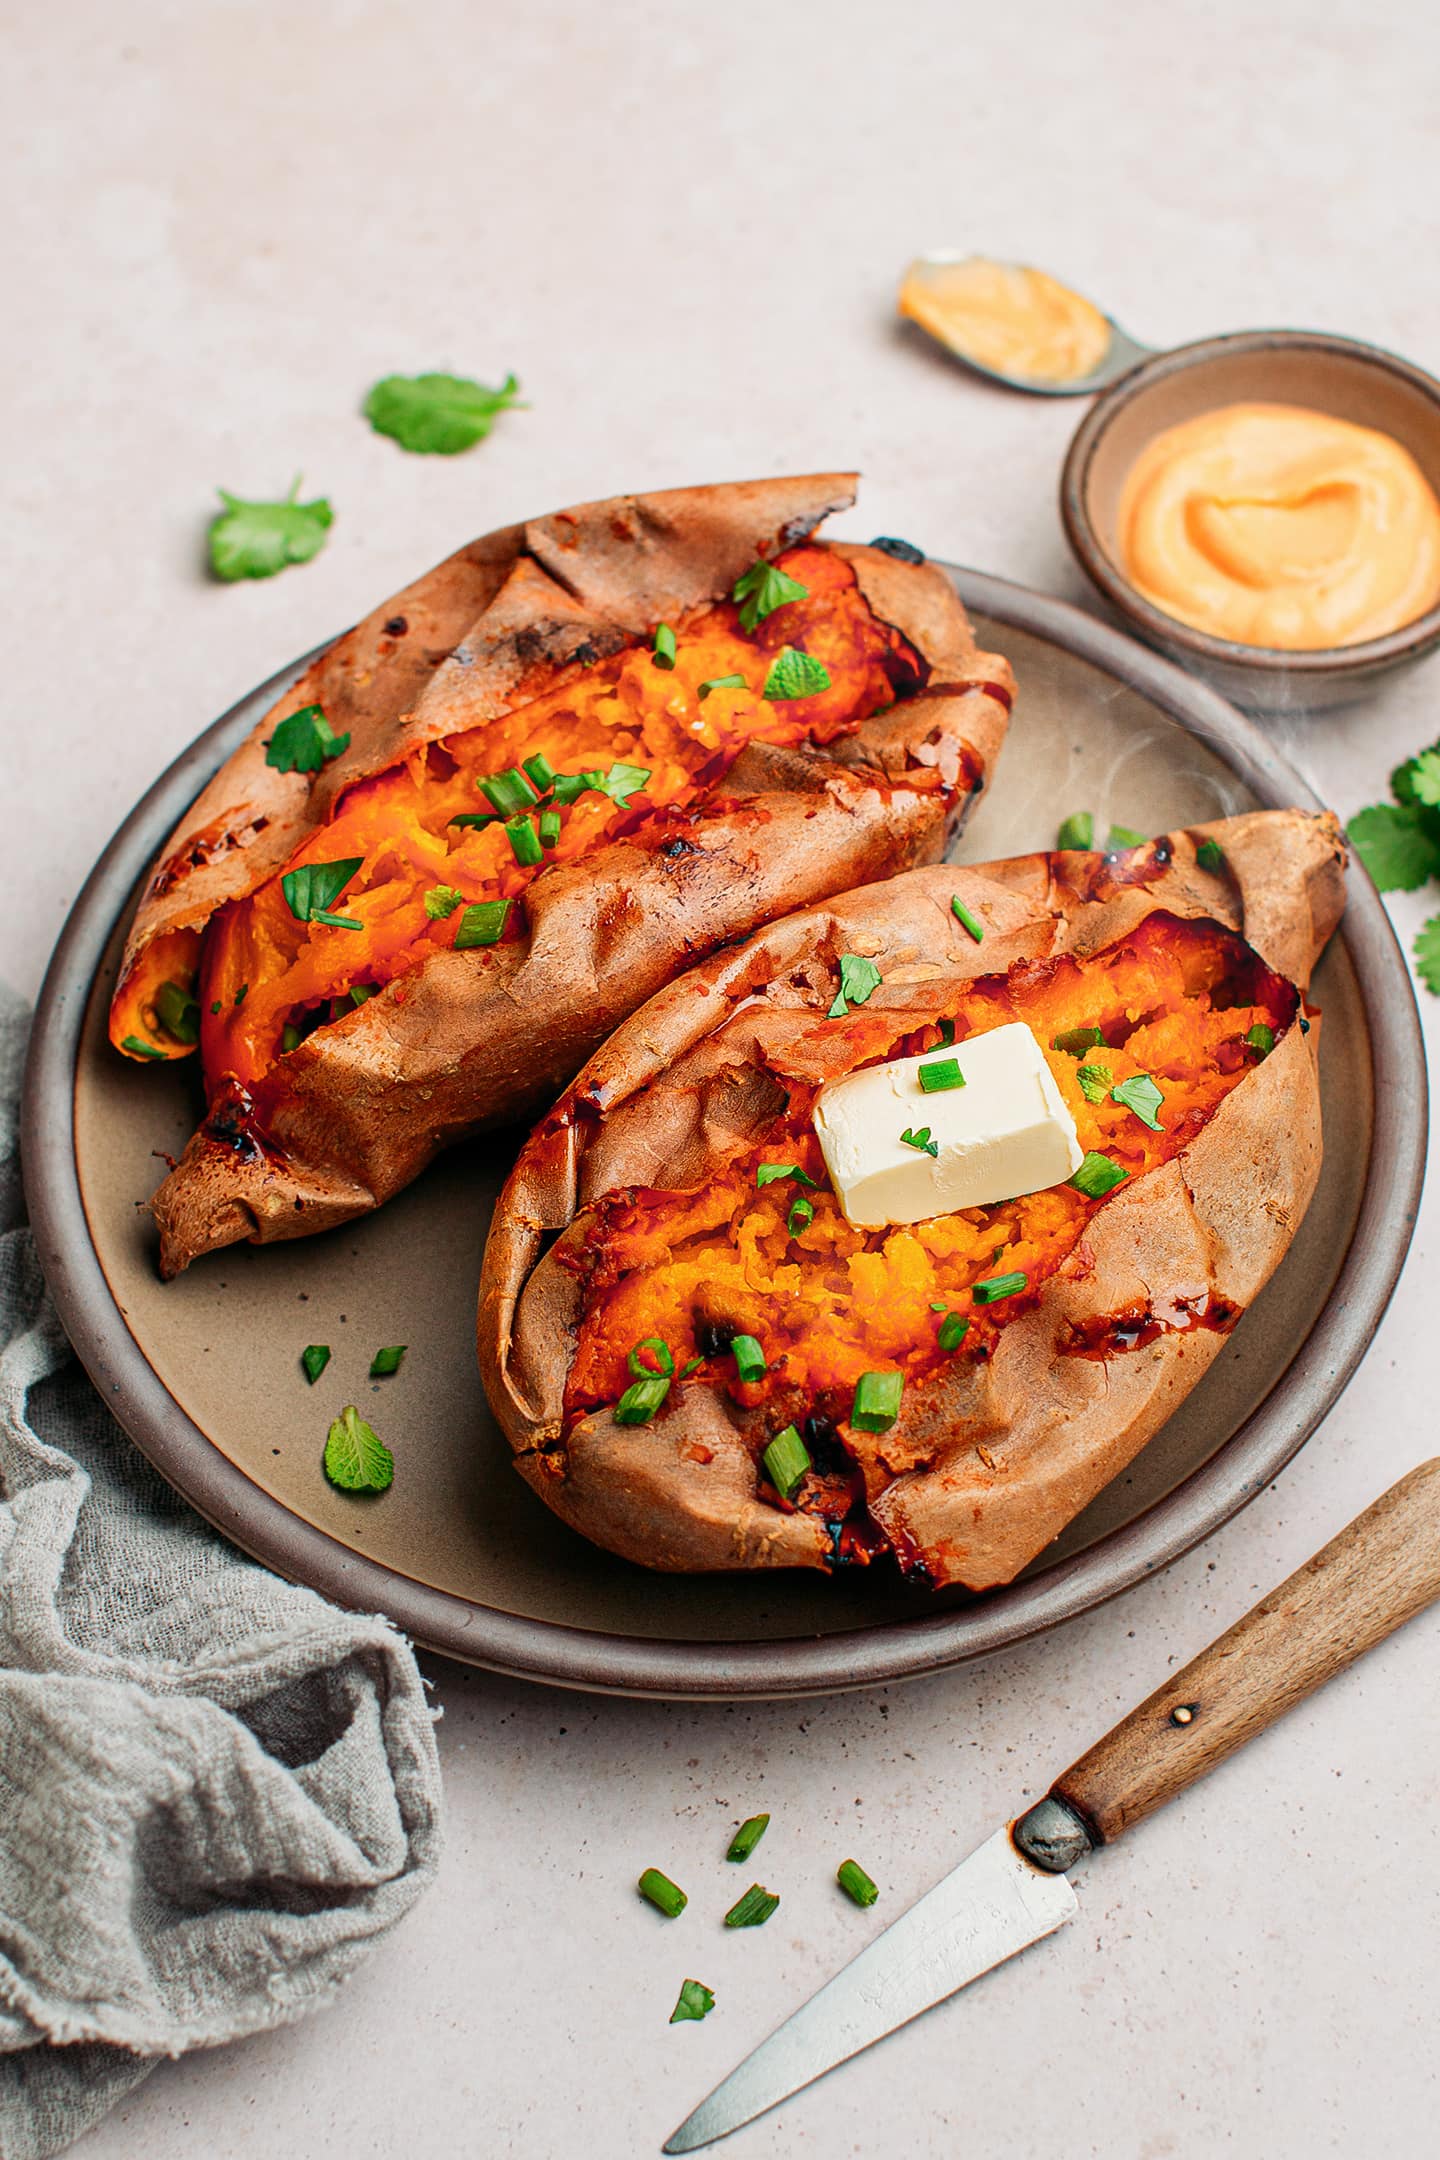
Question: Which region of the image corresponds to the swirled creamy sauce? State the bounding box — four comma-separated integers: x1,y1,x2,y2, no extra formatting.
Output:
899,256,1111,385
1117,401,1440,649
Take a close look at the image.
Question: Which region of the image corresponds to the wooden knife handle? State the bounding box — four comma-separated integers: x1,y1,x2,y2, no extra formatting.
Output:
1049,1459,1440,1847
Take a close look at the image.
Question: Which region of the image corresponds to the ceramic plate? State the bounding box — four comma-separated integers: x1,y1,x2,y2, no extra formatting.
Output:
23,567,1427,1697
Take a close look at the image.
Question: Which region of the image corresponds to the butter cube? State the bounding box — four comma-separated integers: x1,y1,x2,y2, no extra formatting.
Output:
813,1022,1083,1228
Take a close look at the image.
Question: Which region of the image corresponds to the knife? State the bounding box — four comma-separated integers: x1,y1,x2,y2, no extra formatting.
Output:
665,1457,1440,2153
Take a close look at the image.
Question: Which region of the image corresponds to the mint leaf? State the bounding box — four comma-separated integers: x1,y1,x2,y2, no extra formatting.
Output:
424,884,465,920
1111,1072,1165,1131
363,371,522,455
762,647,831,702
323,1405,394,1493
1408,749,1440,808
1415,915,1440,995
266,704,351,775
1347,802,1440,893
732,560,809,632
209,480,333,581
827,953,883,1018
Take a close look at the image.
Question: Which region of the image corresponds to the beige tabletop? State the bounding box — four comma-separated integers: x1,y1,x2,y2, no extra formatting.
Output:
7,3,1440,2155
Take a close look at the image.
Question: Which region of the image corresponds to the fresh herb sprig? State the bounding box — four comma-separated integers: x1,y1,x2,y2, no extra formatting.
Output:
209,480,333,581
363,371,523,455
1348,739,1440,993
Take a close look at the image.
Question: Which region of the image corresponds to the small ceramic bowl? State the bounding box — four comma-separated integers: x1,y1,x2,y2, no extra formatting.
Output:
1060,329,1440,713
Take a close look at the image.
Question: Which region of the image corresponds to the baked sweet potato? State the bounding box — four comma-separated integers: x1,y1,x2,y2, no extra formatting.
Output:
108,476,1012,1276
479,809,1346,1590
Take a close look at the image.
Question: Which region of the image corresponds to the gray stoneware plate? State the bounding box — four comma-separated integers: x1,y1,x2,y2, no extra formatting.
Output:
22,566,1427,1699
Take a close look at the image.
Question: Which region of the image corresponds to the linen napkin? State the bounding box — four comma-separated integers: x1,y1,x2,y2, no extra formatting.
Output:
0,986,442,2159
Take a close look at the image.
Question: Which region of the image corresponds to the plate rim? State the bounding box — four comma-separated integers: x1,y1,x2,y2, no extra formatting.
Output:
21,565,1428,1699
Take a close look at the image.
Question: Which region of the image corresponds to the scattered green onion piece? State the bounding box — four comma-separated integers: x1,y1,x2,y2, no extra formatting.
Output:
628,1337,676,1380
235,983,249,1005
1057,812,1094,851
282,857,365,926
950,895,984,943
724,1884,780,1929
639,1869,687,1919
762,1424,811,1499
787,1196,814,1237
1106,824,1146,850
350,983,378,1006
506,814,543,867
480,766,541,816
698,672,747,701
1110,1072,1165,1131
1069,1151,1129,1198
1246,1022,1276,1057
756,1162,818,1190
1076,1061,1112,1103
1051,1026,1104,1056
930,1301,948,1312
539,808,562,848
312,910,362,930
937,1018,956,1044
121,1034,167,1060
281,1024,301,1054
726,1814,771,1862
155,979,200,1043
851,1371,902,1433
522,751,557,793
836,1859,879,1908
614,1373,671,1425
827,953,883,1018
670,1979,715,2023
454,899,512,949
1195,837,1226,873
974,1271,1027,1304
370,1345,406,1378
450,812,497,830
301,1344,331,1384
679,1355,703,1378
653,623,678,669
900,1124,938,1157
210,1000,222,1016
731,1335,766,1384
938,1312,969,1352
918,1057,964,1094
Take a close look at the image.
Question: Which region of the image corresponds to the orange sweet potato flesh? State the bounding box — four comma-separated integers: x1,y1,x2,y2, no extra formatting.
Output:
108,477,1012,1276
478,810,1346,1591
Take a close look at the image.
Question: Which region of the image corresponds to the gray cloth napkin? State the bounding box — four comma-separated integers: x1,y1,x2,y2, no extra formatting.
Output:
0,986,443,2160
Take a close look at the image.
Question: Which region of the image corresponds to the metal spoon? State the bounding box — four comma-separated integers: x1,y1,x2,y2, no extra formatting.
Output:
899,252,1154,397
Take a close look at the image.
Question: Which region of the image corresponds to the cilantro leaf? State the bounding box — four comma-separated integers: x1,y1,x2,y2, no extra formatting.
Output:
209,480,333,582
1057,812,1094,851
762,647,832,702
266,704,351,775
363,371,522,455
1391,739,1440,805
1111,1072,1165,1131
732,560,809,632
323,1405,394,1493
827,953,883,1018
1076,1061,1112,1103
1415,915,1440,995
424,884,465,920
1346,802,1440,893
1408,749,1440,808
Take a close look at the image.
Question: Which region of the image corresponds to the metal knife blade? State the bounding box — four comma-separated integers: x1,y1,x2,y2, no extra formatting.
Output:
663,1826,1076,2153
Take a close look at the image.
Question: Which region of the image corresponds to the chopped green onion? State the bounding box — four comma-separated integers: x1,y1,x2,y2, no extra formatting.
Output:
680,1355,703,1378
836,1859,879,1908
756,1163,818,1189
827,953,883,1018
282,857,365,927
480,766,541,816
1246,1022,1276,1057
851,1371,902,1433
1076,1061,1112,1103
155,980,200,1044
370,1345,406,1378
1057,812,1094,851
301,1344,331,1384
280,1023,301,1054
918,1057,964,1093
629,1337,676,1379
639,1869,687,1919
731,1335,766,1384
506,813,544,866
950,895,984,943
937,1018,956,1044
726,1814,771,1862
733,559,808,631
1195,837,1226,872
1110,1072,1165,1131
539,808,562,848
698,672,747,701
1069,1151,1129,1198
1051,1026,1104,1056
670,1979,715,2023
724,1884,780,1928
930,1300,948,1312
614,1373,671,1424
938,1312,969,1352
762,1424,811,1499
1106,824,1146,850
522,751,557,792
449,812,498,830
652,623,677,669
763,647,831,702
787,1196,814,1237
974,1271,1027,1304
424,884,465,920
900,1124,938,1157
210,1000,222,1016
454,899,512,949
350,983,378,1006
235,983,249,1005
313,911,363,930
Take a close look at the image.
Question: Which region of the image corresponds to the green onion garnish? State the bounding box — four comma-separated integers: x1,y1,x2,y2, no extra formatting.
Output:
1051,1026,1104,1055
836,1859,879,1908
900,1124,938,1157
762,1424,811,1499
350,983,378,1006
454,899,512,949
282,857,365,929
1076,1061,1112,1103
302,1344,331,1384
724,1884,780,1929
614,1374,671,1425
756,1163,818,1189
698,673,747,701
280,1023,301,1054
680,1355,703,1377
210,1000,221,1016
938,1312,969,1352
1106,824,1146,850
787,1196,814,1237
950,895,984,943
449,812,497,830
851,1371,902,1433
938,1019,956,1044
370,1345,406,1377
480,766,541,816
653,623,678,669
930,1301,948,1311
522,751,557,793
974,1271,1027,1304
629,1338,676,1379
1246,1022,1276,1057
1057,812,1094,851
235,983,249,1005
639,1869,687,1919
155,979,200,1043
1195,837,1226,873
506,814,543,866
726,1814,771,1862
827,953,883,1018
539,808,561,848
918,1057,964,1094
1069,1151,1129,1198
731,1335,766,1384
121,1034,167,1060
670,1979,715,2023
1110,1072,1165,1131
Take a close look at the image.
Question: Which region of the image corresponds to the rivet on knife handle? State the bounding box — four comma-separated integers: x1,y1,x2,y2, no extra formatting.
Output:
1037,1457,1440,1849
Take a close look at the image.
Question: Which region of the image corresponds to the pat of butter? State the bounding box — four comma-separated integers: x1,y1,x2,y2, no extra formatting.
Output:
813,1022,1083,1228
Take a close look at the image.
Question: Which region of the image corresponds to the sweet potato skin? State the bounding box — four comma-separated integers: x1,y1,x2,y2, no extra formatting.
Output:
479,810,1346,1590
125,477,1012,1274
